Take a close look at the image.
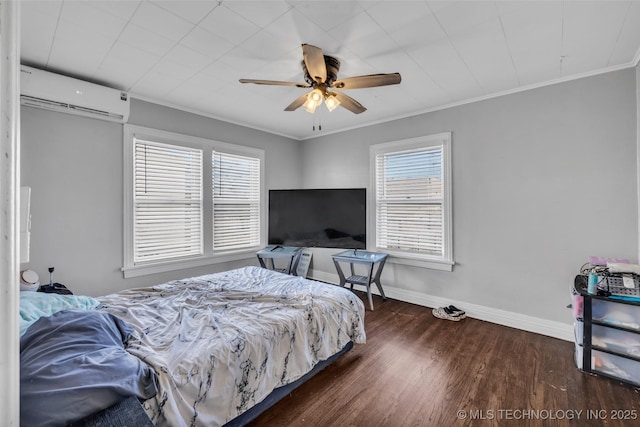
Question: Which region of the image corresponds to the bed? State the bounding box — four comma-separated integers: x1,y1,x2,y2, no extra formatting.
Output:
20,266,366,426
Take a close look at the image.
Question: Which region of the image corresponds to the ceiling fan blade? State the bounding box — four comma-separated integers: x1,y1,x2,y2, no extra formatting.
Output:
333,91,366,114
239,79,310,88
302,44,326,84
333,73,401,89
284,93,309,111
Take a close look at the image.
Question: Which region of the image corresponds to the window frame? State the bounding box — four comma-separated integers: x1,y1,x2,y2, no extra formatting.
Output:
369,132,453,271
123,125,265,278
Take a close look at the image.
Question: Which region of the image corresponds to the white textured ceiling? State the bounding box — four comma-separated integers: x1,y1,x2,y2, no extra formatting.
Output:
21,0,640,140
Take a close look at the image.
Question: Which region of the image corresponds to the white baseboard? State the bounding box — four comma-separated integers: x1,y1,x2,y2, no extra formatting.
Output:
308,269,574,342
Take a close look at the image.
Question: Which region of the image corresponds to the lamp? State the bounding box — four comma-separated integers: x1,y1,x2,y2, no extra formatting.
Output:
324,92,340,112
302,88,323,113
302,87,342,114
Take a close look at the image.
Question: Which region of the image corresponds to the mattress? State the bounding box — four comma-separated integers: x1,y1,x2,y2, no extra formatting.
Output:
98,266,366,426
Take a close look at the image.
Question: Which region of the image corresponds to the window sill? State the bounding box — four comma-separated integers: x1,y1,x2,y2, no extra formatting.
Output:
122,250,257,278
382,251,454,272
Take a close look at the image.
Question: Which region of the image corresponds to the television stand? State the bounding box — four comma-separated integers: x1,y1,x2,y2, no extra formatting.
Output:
256,246,302,275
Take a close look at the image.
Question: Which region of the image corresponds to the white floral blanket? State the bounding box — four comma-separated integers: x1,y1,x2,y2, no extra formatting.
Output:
98,266,366,426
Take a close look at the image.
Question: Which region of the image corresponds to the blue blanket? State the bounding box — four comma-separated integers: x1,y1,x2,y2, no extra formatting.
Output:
20,310,158,426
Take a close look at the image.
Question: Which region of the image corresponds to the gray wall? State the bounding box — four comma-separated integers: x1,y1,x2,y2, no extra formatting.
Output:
21,99,301,296
20,68,638,332
301,69,638,326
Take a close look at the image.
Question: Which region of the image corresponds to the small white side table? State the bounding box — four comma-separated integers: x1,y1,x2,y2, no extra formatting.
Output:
332,249,388,310
256,246,301,275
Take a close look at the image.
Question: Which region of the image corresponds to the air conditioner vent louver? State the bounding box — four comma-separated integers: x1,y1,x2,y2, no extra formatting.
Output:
20,65,130,123
20,96,67,110
20,96,125,121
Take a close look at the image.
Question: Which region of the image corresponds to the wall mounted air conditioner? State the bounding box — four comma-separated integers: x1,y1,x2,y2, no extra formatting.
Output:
20,65,130,123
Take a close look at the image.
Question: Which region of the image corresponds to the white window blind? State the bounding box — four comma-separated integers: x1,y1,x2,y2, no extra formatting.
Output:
212,151,260,251
133,139,203,263
376,146,444,256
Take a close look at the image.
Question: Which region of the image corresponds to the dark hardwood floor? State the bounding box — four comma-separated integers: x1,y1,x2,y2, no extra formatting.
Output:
250,294,640,426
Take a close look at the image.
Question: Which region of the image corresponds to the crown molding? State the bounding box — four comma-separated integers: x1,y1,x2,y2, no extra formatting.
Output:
130,59,639,143
300,61,640,141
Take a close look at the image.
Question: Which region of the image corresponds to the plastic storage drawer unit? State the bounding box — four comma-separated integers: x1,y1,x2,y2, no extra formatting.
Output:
575,344,640,386
574,320,640,358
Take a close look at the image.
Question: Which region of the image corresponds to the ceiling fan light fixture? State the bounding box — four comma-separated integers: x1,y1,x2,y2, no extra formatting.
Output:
302,88,323,113
302,101,318,114
240,44,400,115
324,92,340,112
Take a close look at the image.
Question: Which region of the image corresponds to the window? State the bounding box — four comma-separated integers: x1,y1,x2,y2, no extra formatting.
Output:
133,140,203,263
212,152,261,251
123,125,265,278
370,133,453,271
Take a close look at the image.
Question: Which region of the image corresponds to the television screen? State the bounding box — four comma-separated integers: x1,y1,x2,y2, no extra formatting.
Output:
269,188,366,249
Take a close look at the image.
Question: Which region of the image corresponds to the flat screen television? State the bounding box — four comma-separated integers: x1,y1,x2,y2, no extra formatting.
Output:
269,188,366,249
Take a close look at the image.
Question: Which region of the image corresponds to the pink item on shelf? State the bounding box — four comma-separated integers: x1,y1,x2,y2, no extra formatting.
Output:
573,294,584,318
589,256,630,266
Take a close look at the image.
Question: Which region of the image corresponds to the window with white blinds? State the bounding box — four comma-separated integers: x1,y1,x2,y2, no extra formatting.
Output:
371,133,452,269
124,125,265,278
376,147,443,255
212,152,260,251
133,139,203,263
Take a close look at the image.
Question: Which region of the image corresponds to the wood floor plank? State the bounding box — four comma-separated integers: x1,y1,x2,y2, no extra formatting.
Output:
249,295,640,426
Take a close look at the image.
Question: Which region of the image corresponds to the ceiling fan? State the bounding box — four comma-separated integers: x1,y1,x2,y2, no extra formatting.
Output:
239,44,401,115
